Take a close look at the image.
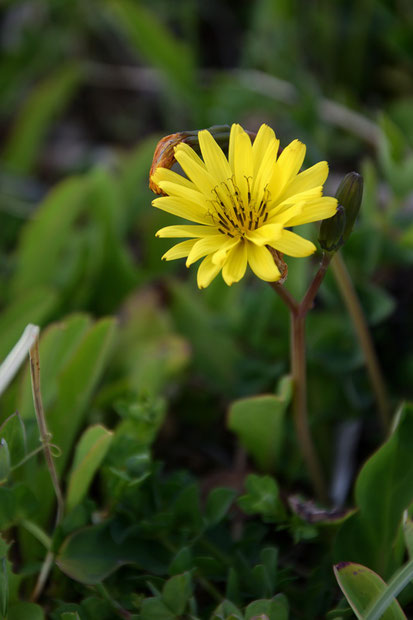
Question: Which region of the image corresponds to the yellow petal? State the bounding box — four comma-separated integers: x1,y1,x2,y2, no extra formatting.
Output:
152,167,196,191
247,243,281,282
174,142,206,168
157,180,209,208
279,161,329,201
285,197,337,226
222,240,247,285
197,254,222,289
186,235,226,266
245,223,283,246
252,124,278,173
174,146,217,196
162,239,197,261
267,187,322,220
152,196,211,225
267,139,306,203
156,224,219,238
198,129,232,183
228,124,243,172
212,237,240,266
270,229,316,257
233,128,254,206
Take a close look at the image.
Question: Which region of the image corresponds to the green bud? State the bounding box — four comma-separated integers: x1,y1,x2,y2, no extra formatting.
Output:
0,439,10,485
318,204,346,253
318,172,363,253
336,172,363,243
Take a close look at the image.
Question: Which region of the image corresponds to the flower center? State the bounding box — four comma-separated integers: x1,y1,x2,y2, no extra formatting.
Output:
208,178,271,237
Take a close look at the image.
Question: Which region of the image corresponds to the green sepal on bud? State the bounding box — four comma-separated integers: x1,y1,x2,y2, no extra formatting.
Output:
318,204,346,253
318,172,363,254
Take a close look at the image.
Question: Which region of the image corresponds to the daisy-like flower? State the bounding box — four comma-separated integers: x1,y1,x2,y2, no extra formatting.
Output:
151,123,337,288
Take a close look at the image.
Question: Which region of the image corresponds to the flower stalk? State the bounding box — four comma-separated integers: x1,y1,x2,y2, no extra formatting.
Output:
331,251,390,431
271,254,332,504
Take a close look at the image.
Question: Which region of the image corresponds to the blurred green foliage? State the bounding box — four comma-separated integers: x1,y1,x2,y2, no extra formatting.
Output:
0,0,413,618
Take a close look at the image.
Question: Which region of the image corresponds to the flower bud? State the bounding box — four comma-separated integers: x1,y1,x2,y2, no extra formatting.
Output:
318,172,363,253
337,172,363,244
318,204,346,253
149,125,231,195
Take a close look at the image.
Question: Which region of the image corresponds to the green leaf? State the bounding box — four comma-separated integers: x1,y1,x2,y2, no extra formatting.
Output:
333,562,406,619
56,521,168,584
109,0,195,101
11,176,88,297
205,487,237,527
17,316,116,543
7,602,45,620
169,547,192,576
0,288,57,361
60,614,81,620
17,314,92,417
364,559,413,620
0,440,10,485
162,572,192,615
85,168,138,313
245,594,289,620
140,598,175,620
238,475,281,521
334,403,413,576
2,64,82,174
228,376,292,470
43,317,117,476
0,413,27,468
211,600,243,620
66,425,113,512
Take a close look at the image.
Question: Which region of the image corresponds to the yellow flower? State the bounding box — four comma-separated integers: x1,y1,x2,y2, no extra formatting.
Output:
151,123,337,289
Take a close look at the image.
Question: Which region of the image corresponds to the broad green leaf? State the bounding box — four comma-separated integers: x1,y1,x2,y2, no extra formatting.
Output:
205,487,237,527
16,316,116,550
66,425,113,512
365,558,413,620
18,314,92,417
7,602,45,620
171,281,241,389
60,614,81,620
2,64,82,174
245,594,289,620
0,288,57,361
0,413,27,468
162,572,192,615
0,440,10,484
169,547,192,576
85,168,138,313
238,474,281,521
11,176,88,297
108,0,195,100
228,376,292,470
45,317,117,475
334,403,413,576
211,600,243,620
140,598,175,620
111,291,190,398
56,521,168,584
333,562,406,619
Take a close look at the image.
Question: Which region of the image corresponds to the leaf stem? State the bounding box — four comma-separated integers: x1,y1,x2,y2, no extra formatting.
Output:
331,252,390,432
29,335,64,602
